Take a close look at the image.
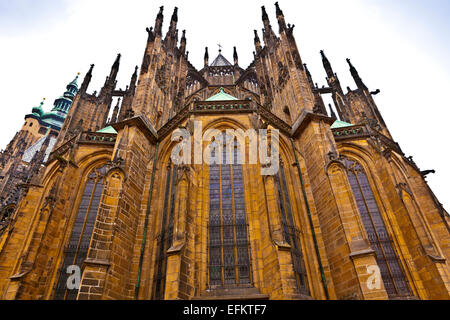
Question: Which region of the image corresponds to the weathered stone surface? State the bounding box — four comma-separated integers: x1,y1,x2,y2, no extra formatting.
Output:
0,4,448,301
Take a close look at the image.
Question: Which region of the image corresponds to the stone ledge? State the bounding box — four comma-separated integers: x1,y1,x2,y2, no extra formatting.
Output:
167,242,185,255
83,258,111,268
291,110,335,138
10,270,30,280
273,239,291,251
112,115,158,144
349,248,376,259
427,254,446,263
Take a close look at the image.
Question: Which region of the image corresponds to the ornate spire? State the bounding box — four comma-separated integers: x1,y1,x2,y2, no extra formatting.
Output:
204,47,209,67
275,2,283,16
261,6,276,46
154,6,164,36
130,65,138,93
166,7,178,40
111,98,121,124
118,67,138,122
275,2,286,33
171,6,178,22
254,30,262,52
346,58,367,90
146,26,155,42
262,5,269,21
180,30,186,54
304,63,313,84
320,50,334,79
65,74,79,98
51,75,80,115
233,46,238,65
80,64,94,93
110,53,121,80
100,54,120,99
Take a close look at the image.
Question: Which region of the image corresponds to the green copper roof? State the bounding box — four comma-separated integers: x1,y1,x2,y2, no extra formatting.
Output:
31,101,45,117
68,75,79,88
97,126,117,134
206,88,238,101
331,120,354,129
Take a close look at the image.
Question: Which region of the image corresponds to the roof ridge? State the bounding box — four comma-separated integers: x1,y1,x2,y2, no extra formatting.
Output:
210,52,232,67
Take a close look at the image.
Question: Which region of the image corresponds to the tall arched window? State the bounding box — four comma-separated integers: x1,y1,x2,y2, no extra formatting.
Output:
274,160,309,295
54,164,107,300
152,163,178,299
343,157,411,298
208,133,251,287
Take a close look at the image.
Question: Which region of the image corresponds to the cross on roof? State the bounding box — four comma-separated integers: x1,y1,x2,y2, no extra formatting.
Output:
218,44,222,53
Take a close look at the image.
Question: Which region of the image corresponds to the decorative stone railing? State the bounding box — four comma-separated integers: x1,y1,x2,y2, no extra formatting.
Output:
332,124,403,155
193,100,254,113
79,132,117,145
332,124,369,140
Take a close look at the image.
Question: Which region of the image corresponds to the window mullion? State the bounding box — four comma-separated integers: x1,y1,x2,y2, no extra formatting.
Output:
64,178,98,300
218,162,224,286
229,161,239,285
353,169,400,296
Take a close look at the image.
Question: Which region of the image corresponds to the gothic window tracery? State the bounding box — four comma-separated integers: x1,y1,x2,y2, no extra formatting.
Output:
274,160,309,295
152,163,178,299
208,133,251,287
342,157,412,298
54,164,107,300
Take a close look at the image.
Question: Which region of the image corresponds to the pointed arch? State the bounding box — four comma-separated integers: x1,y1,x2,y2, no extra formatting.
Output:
207,131,252,287
339,155,412,298
152,162,178,299
53,163,108,300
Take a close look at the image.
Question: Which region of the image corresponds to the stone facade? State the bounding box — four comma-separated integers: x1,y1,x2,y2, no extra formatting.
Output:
0,3,448,300
0,77,79,230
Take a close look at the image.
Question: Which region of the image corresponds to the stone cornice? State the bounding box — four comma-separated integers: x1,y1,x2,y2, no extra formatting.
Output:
112,115,158,144
349,248,376,259
157,104,190,141
256,104,292,136
291,110,335,138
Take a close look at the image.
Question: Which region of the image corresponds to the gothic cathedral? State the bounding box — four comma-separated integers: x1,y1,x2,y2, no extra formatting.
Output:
0,3,448,300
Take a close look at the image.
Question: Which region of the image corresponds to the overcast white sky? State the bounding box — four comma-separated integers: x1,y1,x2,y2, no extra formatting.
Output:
0,0,448,210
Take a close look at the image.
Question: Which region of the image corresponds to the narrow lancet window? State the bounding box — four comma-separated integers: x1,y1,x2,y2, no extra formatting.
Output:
54,164,107,300
208,133,251,287
343,157,411,298
153,163,178,299
274,161,309,295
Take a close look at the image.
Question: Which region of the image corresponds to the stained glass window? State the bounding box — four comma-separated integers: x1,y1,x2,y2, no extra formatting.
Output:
274,161,309,295
208,133,251,287
343,157,411,298
152,164,178,299
54,164,107,300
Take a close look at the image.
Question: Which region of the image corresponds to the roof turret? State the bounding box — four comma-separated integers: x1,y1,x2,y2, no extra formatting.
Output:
31,99,45,117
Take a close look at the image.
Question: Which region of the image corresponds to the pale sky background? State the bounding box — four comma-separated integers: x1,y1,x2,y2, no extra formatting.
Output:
0,0,448,210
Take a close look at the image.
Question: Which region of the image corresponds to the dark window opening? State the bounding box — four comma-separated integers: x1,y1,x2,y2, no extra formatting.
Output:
208,133,252,288
152,164,178,299
343,157,412,298
274,162,309,295
53,164,107,300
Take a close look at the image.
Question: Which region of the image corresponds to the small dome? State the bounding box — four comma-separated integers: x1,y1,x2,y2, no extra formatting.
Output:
31,101,45,117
